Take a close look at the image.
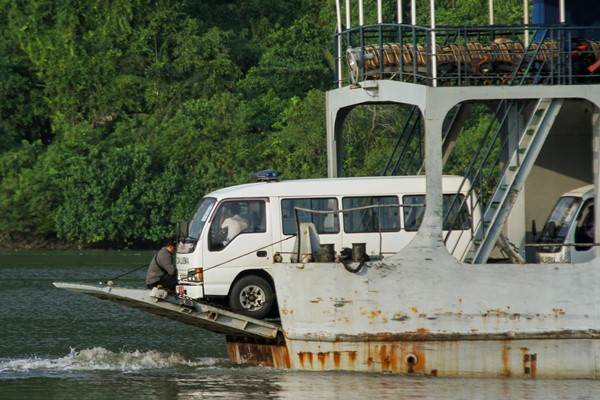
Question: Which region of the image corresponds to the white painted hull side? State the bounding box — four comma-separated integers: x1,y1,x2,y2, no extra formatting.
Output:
271,234,600,379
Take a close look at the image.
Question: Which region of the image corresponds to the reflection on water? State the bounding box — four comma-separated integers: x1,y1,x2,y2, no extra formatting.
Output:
1,250,600,399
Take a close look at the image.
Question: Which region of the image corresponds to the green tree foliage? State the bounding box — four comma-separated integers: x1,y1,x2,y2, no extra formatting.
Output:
0,0,524,247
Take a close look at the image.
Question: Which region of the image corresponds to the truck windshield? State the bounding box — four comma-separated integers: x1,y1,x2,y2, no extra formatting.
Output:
189,197,216,240
539,196,582,245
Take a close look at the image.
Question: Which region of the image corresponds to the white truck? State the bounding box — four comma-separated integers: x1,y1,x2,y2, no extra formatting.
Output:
175,175,478,318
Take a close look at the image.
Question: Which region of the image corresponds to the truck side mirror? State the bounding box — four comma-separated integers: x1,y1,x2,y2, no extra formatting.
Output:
531,219,537,241
548,221,557,238
176,221,189,241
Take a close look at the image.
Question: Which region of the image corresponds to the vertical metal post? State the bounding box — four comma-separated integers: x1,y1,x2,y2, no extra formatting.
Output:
523,0,529,46
411,0,417,83
294,208,301,261
430,0,437,87
559,0,566,24
593,108,600,259
345,0,351,28
377,0,383,23
359,0,364,26
488,0,494,25
335,0,343,88
398,0,403,23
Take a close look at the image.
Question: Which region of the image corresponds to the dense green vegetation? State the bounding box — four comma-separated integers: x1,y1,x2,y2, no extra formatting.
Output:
0,0,522,247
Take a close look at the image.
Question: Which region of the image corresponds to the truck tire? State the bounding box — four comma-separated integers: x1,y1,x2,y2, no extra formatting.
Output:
229,275,274,319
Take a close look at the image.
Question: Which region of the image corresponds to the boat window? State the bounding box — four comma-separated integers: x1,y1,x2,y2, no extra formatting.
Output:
539,196,582,248
188,197,216,240
281,198,339,235
574,199,594,251
342,196,400,233
403,194,471,231
208,200,266,251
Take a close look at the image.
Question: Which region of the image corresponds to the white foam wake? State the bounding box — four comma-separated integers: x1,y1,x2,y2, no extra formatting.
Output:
0,347,223,373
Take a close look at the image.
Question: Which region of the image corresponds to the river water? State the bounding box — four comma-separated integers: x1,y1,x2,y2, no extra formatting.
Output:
1,250,599,399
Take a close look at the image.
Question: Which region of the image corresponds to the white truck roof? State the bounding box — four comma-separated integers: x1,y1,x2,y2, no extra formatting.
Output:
562,184,594,198
206,175,469,199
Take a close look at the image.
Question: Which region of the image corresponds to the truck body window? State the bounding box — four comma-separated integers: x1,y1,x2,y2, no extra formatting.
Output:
402,194,472,231
281,198,339,235
342,196,400,233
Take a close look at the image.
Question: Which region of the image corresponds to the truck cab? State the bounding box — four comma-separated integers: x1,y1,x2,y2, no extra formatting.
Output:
536,185,596,263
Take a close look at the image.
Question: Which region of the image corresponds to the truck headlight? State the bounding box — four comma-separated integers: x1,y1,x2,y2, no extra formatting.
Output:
187,268,204,282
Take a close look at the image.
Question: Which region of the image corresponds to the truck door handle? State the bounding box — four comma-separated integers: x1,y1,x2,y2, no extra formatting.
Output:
256,250,267,257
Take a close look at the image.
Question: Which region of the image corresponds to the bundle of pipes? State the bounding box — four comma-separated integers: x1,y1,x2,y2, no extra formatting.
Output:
345,38,594,84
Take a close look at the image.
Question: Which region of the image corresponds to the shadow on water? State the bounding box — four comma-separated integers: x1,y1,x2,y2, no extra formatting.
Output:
1,251,600,399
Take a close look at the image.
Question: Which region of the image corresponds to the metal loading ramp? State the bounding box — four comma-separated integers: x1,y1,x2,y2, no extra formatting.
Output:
53,282,282,340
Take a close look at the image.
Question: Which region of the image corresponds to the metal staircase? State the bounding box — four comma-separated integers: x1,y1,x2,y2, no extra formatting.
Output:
462,98,564,263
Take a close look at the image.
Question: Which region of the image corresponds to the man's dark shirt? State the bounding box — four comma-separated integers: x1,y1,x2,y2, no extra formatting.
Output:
145,247,175,286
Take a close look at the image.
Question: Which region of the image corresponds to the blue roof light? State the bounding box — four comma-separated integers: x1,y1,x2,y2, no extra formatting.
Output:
252,168,281,182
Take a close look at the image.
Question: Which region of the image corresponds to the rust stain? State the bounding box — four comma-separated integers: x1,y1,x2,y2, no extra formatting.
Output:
409,306,419,314
225,340,236,362
298,351,314,368
416,328,430,337
280,308,289,316
389,344,400,371
317,352,327,368
501,340,511,377
333,351,341,368
369,310,382,321
521,347,537,379
348,351,357,367
226,340,291,369
379,345,392,371
430,369,438,377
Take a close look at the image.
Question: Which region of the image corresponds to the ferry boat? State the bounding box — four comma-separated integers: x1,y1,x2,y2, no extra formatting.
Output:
56,0,600,379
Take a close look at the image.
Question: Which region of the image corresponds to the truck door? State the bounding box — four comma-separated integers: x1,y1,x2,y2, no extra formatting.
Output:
571,199,595,263
202,198,273,296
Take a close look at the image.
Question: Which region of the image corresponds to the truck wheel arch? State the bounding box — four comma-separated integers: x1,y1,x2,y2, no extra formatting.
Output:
228,269,276,297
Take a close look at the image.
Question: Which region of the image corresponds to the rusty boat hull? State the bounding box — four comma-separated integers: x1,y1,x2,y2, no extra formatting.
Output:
266,235,600,379
226,336,600,379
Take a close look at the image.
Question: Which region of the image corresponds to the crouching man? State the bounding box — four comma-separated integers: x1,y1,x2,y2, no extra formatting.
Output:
146,241,177,291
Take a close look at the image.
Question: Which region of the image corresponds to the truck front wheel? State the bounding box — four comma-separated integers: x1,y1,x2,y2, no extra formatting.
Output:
229,275,274,319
